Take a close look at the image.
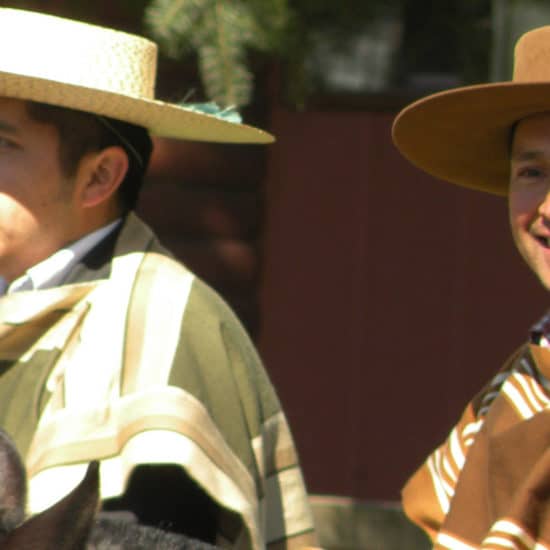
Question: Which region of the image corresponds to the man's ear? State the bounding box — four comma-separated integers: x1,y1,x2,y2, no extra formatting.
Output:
77,146,129,209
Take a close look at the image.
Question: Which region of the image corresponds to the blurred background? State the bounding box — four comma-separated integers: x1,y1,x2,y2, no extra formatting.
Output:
5,0,550,547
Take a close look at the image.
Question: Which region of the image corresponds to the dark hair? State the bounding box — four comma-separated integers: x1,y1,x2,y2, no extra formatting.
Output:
25,101,153,211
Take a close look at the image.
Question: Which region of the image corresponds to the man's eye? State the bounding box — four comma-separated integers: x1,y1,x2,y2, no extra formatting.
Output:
517,167,544,179
0,137,16,149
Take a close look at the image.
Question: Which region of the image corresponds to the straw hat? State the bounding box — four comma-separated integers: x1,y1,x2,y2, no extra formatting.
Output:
392,26,550,195
0,8,273,144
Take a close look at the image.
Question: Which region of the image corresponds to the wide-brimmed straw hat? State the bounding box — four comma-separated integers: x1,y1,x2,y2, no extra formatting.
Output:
0,8,273,144
392,26,550,195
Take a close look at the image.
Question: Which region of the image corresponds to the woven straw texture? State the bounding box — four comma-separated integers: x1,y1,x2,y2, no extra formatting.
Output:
0,8,272,144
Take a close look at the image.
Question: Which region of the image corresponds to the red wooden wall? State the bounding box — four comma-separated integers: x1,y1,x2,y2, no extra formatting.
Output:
258,104,548,501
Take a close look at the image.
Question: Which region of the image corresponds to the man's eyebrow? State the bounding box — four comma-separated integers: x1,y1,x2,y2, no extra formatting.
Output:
511,149,547,161
0,120,18,134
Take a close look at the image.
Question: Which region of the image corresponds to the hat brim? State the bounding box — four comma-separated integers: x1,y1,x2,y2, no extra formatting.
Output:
392,81,550,195
0,70,274,144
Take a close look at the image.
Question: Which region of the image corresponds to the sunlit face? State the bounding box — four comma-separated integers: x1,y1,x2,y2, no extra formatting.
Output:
509,112,550,290
0,97,81,283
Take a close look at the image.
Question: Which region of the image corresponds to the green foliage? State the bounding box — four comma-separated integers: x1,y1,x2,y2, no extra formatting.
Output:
145,0,490,108
145,0,405,108
146,0,290,107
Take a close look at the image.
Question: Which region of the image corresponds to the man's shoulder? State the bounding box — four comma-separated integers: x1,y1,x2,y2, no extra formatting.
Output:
122,227,250,351
114,213,259,365
135,245,235,323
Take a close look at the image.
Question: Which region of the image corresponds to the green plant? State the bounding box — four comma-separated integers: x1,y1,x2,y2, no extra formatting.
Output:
145,0,290,107
145,0,403,108
145,0,493,108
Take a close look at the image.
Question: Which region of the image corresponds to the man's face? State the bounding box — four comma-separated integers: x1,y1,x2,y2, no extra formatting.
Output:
0,97,80,282
510,112,550,290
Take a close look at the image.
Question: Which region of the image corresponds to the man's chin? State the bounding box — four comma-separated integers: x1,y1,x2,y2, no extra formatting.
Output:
535,271,550,291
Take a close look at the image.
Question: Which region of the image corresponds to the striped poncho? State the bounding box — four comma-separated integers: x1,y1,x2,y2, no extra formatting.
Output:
403,341,550,549
0,213,317,549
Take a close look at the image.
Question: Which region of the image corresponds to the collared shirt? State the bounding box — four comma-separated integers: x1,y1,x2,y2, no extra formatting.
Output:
530,310,550,348
0,219,121,296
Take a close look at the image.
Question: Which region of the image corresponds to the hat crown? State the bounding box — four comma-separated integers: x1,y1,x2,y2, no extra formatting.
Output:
0,8,272,144
0,8,157,100
514,26,550,82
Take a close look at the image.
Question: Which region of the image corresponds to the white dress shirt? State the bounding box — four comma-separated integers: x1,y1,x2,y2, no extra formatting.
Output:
0,219,121,296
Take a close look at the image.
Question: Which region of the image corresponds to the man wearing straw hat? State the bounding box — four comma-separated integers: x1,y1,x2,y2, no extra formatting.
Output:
393,26,550,550
0,7,317,550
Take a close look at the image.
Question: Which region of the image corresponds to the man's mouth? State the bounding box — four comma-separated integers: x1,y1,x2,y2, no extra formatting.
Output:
535,235,550,248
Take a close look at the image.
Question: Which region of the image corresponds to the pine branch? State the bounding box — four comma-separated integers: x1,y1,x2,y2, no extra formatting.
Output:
199,1,253,106
198,43,252,107
145,0,209,58
146,0,290,107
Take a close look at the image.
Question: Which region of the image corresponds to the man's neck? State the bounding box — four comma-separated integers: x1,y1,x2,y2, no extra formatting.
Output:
1,219,122,295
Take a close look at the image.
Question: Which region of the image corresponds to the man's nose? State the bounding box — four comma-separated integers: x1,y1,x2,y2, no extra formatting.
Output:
539,187,550,218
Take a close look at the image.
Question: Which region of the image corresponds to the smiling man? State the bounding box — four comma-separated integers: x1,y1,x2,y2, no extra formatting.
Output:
510,114,550,291
393,27,550,550
0,8,317,550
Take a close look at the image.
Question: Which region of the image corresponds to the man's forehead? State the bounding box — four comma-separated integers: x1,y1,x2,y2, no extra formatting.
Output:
0,99,66,146
0,98,67,134
515,111,550,132
0,97,34,122
511,112,550,155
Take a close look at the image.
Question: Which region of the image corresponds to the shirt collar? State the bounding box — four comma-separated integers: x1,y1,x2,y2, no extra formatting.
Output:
530,310,550,348
1,219,121,296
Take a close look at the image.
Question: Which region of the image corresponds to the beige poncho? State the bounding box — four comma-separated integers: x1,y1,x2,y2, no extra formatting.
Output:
0,213,316,549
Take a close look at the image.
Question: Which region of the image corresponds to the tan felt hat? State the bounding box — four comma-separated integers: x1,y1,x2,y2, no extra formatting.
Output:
392,26,550,195
0,8,273,144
